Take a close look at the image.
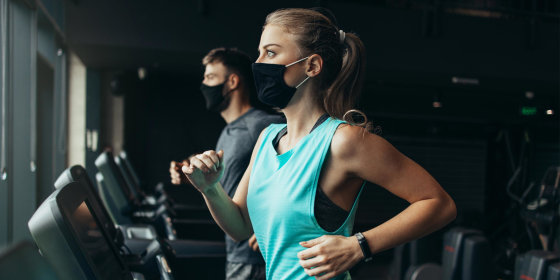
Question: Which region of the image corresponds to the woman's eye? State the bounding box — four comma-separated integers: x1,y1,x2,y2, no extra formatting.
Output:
266,50,275,57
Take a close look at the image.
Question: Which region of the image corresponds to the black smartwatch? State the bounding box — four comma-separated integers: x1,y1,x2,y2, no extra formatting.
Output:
354,232,373,262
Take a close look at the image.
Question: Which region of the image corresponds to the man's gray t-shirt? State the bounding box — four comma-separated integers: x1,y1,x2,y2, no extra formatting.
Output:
216,108,284,264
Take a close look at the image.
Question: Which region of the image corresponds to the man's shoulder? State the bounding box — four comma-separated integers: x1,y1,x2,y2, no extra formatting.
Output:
246,109,285,126
242,109,284,140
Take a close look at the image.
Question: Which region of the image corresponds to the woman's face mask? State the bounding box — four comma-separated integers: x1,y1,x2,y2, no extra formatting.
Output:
251,56,310,109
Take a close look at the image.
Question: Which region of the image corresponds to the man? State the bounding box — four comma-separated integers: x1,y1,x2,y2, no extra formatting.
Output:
169,47,282,280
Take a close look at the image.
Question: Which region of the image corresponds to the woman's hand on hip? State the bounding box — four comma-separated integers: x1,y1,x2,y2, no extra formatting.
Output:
182,150,224,194
297,235,364,280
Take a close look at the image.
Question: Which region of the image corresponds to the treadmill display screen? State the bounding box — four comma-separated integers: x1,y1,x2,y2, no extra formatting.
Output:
68,200,124,279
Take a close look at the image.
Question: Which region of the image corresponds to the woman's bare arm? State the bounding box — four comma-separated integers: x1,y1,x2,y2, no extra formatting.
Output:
334,125,457,253
298,125,456,279
182,129,267,241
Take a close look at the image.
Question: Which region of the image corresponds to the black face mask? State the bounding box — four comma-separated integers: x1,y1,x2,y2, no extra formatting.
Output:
252,56,310,109
200,83,232,112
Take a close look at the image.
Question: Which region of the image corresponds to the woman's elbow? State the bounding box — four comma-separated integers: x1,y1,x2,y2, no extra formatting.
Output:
227,222,253,242
229,231,252,242
229,234,243,243
443,194,457,224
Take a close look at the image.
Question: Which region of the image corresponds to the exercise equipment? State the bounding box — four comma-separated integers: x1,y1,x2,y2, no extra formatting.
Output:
28,181,148,280
54,164,226,279
392,235,442,280
442,227,492,280
95,151,223,241
513,166,560,280
515,250,560,280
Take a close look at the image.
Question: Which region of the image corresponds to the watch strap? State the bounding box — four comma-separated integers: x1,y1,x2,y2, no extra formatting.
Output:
354,232,373,262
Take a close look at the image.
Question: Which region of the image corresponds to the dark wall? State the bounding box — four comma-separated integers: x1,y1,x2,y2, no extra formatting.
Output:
123,71,224,188
65,1,559,91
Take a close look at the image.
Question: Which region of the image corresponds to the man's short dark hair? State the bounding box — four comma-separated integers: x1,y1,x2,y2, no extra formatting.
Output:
202,48,256,102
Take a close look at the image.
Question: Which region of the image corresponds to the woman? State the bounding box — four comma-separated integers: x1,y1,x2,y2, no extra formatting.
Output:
183,8,456,280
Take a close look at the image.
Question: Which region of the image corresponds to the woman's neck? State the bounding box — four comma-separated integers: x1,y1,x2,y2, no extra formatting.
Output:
281,87,326,144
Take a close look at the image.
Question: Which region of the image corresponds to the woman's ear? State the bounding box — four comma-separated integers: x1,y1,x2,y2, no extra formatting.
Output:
227,73,240,90
306,54,323,78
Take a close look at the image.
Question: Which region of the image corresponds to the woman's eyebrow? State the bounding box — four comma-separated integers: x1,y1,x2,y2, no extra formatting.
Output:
259,43,282,51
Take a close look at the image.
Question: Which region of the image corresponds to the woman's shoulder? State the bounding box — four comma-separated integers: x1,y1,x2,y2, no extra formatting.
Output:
330,123,385,160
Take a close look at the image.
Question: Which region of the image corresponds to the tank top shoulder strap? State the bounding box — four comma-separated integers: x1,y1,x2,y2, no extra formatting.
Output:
262,123,287,141
311,117,345,142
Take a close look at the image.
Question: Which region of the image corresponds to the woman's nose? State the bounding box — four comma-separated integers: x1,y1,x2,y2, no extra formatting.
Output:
255,53,264,63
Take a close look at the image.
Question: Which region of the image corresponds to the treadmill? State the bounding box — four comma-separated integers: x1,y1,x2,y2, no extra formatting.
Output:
28,181,154,280
54,165,226,279
95,151,224,241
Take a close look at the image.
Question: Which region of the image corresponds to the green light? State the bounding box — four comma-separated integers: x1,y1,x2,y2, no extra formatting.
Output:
521,106,537,116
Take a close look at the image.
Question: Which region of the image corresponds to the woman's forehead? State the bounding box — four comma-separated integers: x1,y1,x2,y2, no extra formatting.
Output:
260,25,298,48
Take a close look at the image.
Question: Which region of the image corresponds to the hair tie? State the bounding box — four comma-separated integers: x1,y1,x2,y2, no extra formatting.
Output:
339,30,346,44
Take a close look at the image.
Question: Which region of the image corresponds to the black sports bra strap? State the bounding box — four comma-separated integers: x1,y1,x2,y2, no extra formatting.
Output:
273,113,329,148
310,113,330,133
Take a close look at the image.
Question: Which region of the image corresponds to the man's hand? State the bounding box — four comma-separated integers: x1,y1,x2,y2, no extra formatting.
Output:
169,160,189,185
248,234,260,252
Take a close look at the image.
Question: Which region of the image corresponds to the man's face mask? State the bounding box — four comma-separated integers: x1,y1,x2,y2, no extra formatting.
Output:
200,78,233,112
251,56,310,109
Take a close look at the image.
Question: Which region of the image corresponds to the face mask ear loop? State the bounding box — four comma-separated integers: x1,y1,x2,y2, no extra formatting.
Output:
295,76,310,89
285,56,310,67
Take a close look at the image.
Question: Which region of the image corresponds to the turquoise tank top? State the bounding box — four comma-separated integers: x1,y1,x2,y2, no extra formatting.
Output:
247,117,364,280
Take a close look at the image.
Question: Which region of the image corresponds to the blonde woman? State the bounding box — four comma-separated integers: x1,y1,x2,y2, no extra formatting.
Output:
183,8,456,280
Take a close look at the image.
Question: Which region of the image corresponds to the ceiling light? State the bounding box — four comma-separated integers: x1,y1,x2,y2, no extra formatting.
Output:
138,67,147,80
451,76,479,85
